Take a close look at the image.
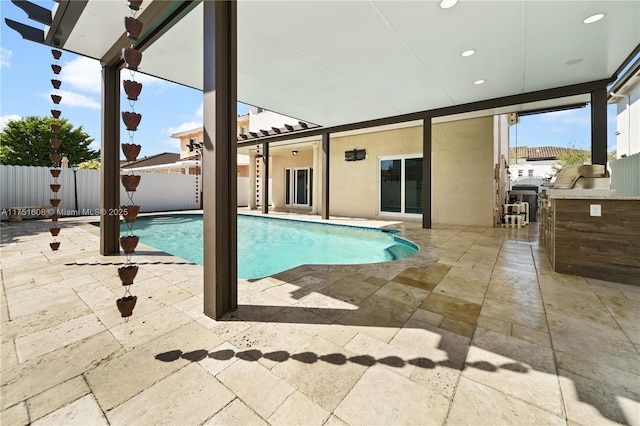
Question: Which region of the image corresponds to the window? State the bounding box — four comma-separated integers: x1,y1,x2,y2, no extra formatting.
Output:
528,169,534,177
257,107,265,113
379,155,423,216
518,169,523,177
285,167,312,206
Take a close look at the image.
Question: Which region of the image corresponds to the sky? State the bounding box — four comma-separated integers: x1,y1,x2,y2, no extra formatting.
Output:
1,1,620,158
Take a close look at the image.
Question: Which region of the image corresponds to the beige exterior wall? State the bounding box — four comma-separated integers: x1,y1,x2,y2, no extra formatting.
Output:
272,149,315,211
270,116,497,226
431,117,494,226
178,130,204,159
329,126,421,219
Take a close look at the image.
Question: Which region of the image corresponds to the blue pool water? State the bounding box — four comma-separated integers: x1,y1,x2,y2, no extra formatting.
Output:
119,214,418,279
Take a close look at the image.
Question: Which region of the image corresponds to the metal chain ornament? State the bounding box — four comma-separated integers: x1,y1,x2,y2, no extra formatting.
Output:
116,0,144,321
49,49,63,251
256,146,261,207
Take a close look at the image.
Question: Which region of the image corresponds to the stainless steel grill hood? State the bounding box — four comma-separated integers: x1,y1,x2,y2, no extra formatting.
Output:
548,164,611,190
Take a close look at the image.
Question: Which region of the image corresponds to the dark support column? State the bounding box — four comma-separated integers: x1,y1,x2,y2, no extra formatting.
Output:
203,0,237,319
262,142,269,214
100,64,120,255
591,88,608,165
321,133,330,220
422,115,432,229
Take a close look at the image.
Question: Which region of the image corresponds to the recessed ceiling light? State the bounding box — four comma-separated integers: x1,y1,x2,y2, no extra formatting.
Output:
474,79,485,85
440,0,458,9
462,49,476,57
583,13,605,24
565,58,584,65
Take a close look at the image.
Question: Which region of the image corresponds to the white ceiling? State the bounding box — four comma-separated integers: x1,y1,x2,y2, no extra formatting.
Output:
57,1,640,127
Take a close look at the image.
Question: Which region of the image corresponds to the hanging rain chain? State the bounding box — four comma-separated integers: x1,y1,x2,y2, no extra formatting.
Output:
49,49,63,251
116,0,144,321
256,145,261,207
195,152,200,207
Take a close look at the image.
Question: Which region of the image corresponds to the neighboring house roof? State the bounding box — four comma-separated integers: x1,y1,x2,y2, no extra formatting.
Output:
510,146,588,162
181,153,199,161
121,153,181,169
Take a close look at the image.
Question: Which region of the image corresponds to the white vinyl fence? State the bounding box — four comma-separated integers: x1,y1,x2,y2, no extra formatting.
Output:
610,153,640,196
1,165,200,220
237,176,273,207
238,176,249,207
1,165,275,220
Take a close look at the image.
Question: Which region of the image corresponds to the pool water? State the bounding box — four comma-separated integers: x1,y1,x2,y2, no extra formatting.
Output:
120,214,418,279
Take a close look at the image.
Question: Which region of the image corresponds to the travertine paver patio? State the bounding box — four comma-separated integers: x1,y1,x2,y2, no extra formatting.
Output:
1,213,639,425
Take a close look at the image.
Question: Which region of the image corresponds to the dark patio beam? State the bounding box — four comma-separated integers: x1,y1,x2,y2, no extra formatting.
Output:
238,78,613,147
422,115,432,229
11,0,51,25
100,64,120,256
45,1,88,47
4,19,44,44
591,87,608,165
262,142,269,214
101,0,198,67
203,0,237,319
322,133,330,220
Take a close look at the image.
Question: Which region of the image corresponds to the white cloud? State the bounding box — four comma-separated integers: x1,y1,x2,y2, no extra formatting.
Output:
59,57,102,93
156,138,181,150
60,57,171,95
168,121,201,136
49,90,101,110
539,109,589,130
89,140,101,151
0,114,22,130
165,104,204,137
196,103,203,118
532,109,592,142
0,48,13,68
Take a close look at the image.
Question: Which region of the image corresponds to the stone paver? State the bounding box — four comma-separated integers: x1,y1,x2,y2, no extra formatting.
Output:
2,216,639,425
205,399,267,426
335,365,450,425
26,376,91,422
447,377,566,425
32,395,107,426
106,363,234,425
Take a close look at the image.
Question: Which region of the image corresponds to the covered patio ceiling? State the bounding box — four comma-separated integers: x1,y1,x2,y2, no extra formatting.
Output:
8,0,640,127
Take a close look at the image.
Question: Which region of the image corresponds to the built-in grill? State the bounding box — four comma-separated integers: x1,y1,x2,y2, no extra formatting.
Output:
539,164,615,258
545,164,611,191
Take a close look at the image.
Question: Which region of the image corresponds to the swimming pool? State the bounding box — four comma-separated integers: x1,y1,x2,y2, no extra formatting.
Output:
119,214,418,279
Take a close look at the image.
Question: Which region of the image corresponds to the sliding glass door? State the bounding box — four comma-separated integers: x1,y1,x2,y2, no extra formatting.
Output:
285,167,312,207
379,156,422,216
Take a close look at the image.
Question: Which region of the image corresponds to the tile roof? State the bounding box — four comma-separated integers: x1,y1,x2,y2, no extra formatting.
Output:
509,146,588,161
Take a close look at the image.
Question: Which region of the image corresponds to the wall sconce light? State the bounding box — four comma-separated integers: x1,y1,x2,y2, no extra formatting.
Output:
292,150,298,156
345,149,366,161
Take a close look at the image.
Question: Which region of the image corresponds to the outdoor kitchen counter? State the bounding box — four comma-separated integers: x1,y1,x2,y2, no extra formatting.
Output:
539,195,640,285
545,194,640,200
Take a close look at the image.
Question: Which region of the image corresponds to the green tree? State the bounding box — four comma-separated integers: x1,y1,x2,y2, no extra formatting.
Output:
78,158,101,170
551,145,617,175
0,116,99,166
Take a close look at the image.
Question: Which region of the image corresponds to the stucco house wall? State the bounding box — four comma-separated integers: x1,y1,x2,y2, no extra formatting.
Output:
509,159,557,180
329,125,422,219
431,117,494,226
249,107,303,133
272,149,314,210
270,116,497,226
